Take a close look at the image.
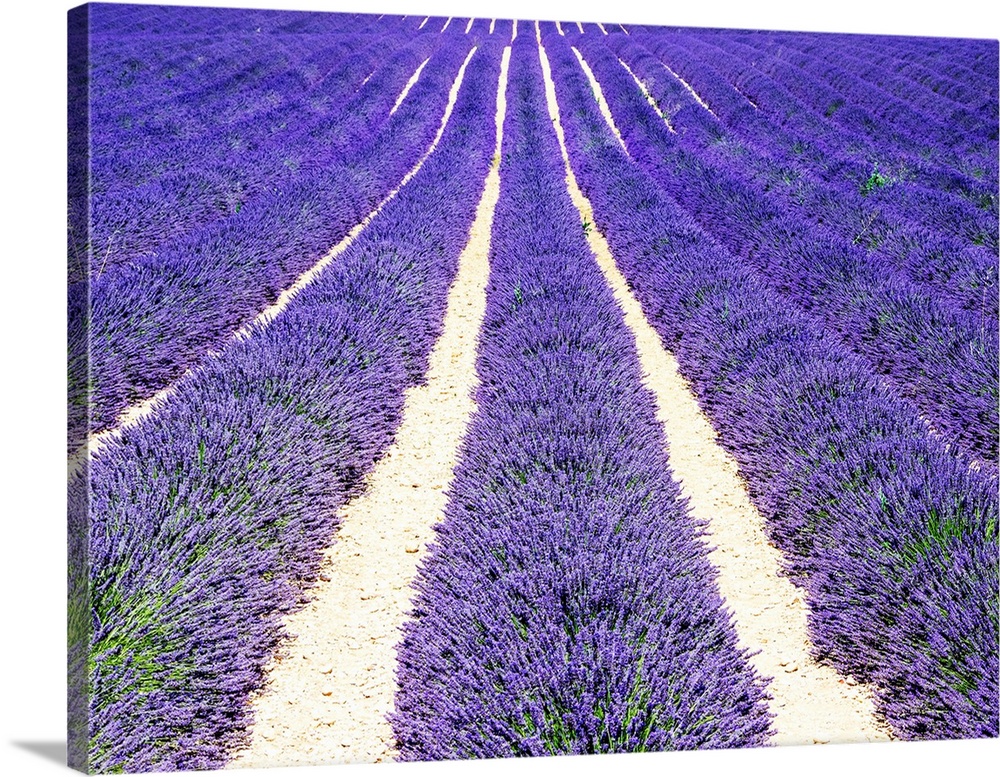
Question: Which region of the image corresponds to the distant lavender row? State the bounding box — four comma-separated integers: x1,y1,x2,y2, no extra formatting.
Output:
87,3,381,37
631,29,994,213
772,34,998,132
493,18,514,38
92,36,376,192
602,35,999,328
544,34,999,740
74,28,406,281
633,31,998,250
86,33,432,277
695,32,996,164
82,7,426,182
392,39,772,759
84,23,413,142
79,40,502,773
86,35,265,120
69,36,475,455
650,31,998,247
73,32,288,244
821,33,998,97
88,37,305,141
730,33,998,171
671,34,997,318
697,33,999,203
572,36,998,462
537,20,559,37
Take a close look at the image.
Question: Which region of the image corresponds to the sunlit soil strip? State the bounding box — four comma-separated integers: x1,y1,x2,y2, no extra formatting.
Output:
71,49,480,477
571,47,628,153
539,41,892,748
618,56,676,133
390,58,430,115
465,18,474,34
661,58,717,116
230,46,511,769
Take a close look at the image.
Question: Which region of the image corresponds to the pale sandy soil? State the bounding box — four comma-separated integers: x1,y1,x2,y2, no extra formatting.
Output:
618,56,678,133
662,58,718,116
539,42,891,747
228,47,511,769
390,58,430,115
571,46,629,153
69,48,479,479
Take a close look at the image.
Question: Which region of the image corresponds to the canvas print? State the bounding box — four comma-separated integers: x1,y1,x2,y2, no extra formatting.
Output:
67,3,999,773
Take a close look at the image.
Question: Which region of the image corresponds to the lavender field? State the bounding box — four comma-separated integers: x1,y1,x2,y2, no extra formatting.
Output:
67,4,999,773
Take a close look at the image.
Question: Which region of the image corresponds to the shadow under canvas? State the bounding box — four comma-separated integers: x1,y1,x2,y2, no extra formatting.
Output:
12,740,67,766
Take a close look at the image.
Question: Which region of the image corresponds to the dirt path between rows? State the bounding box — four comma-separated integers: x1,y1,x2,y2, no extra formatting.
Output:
390,58,429,115
570,46,628,153
70,48,479,479
539,41,891,748
228,46,511,769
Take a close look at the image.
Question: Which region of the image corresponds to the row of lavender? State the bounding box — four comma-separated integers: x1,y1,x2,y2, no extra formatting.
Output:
392,38,772,758
630,27,999,193
86,4,397,36
540,32,998,739
645,31,999,291
72,35,505,774
69,10,405,279
68,12,998,768
70,19,470,452
560,30,998,463
602,32,998,317
74,11,532,286
84,28,416,275
69,10,531,457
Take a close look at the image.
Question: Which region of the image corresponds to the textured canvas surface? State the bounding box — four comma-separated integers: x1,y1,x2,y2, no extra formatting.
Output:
67,3,999,772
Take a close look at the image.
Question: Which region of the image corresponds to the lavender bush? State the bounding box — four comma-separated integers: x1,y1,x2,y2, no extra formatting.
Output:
602,33,998,320
78,38,503,772
543,32,998,739
392,38,772,759
570,35,998,463
70,29,474,453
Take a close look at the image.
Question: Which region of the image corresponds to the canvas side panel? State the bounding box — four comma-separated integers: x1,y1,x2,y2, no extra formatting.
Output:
67,3,91,773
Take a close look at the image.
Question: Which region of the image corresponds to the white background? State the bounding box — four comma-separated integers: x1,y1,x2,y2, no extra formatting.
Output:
1,0,997,775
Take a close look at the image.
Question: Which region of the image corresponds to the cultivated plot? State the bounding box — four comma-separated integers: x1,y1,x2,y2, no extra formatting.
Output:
67,5,999,773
